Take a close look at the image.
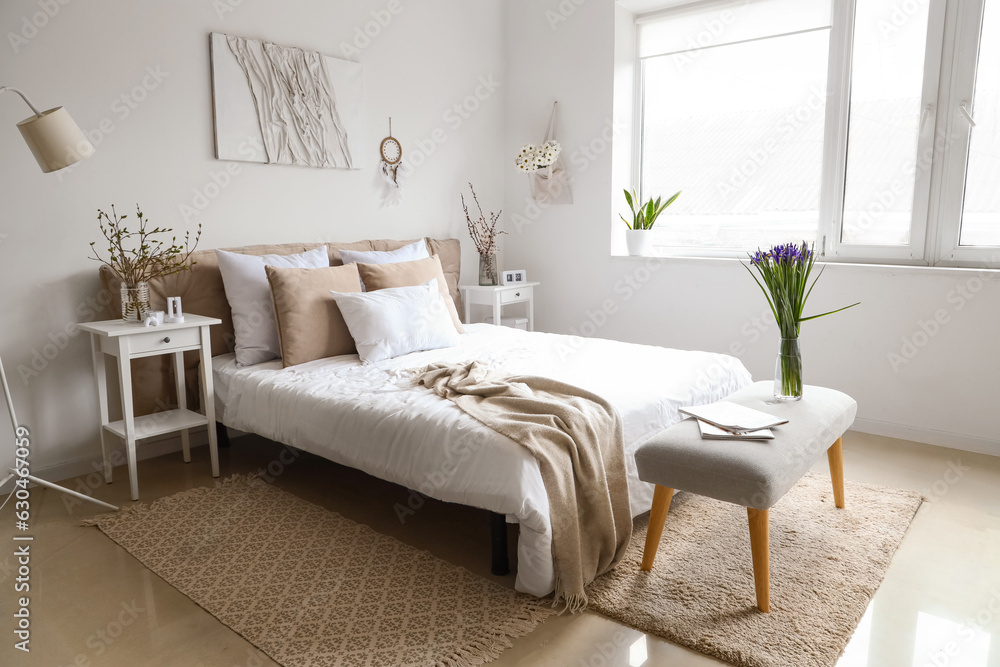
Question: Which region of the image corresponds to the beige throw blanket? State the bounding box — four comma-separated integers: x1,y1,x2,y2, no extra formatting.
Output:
414,361,632,611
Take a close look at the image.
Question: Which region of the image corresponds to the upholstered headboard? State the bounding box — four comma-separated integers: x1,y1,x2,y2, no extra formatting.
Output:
98,238,463,417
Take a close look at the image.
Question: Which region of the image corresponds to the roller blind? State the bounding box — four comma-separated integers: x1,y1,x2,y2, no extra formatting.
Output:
637,0,833,59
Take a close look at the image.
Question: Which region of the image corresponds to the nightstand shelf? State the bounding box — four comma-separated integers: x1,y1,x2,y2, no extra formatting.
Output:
103,408,209,441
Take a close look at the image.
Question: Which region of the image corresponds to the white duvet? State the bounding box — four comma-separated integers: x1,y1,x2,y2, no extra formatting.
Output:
214,324,752,596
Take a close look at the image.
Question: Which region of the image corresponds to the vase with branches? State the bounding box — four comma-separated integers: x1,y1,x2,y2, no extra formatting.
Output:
461,183,505,286
89,204,202,321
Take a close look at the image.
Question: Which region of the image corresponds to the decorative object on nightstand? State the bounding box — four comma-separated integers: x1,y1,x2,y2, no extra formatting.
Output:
621,188,681,256
460,282,539,332
0,82,118,511
743,242,859,400
89,204,202,322
165,297,185,323
462,183,505,286
501,269,527,286
78,314,223,501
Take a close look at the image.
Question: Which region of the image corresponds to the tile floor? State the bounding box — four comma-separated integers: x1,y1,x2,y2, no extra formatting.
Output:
1,430,998,667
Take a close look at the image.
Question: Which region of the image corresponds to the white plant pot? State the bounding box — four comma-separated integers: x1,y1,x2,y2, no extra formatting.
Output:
625,229,654,256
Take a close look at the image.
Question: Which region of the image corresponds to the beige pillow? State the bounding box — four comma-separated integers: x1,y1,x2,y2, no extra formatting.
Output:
265,264,362,367
357,255,465,334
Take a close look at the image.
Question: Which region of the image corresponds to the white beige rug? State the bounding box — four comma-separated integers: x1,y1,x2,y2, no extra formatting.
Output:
587,472,923,667
85,472,921,667
84,475,555,667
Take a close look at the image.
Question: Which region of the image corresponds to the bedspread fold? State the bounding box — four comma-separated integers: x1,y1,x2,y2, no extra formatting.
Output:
414,360,632,611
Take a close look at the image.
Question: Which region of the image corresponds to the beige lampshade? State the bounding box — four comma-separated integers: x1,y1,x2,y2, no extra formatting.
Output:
16,106,94,173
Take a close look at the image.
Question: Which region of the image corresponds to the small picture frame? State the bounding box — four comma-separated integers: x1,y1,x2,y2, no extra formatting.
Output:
502,269,527,286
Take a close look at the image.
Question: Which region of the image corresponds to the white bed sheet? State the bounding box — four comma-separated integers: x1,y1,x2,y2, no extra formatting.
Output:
213,323,752,596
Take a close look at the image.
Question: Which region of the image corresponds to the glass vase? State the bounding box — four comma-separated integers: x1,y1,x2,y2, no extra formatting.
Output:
478,253,498,286
121,281,151,322
774,337,803,401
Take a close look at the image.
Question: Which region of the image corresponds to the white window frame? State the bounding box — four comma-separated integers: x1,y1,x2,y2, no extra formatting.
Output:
630,0,1000,268
930,0,1000,267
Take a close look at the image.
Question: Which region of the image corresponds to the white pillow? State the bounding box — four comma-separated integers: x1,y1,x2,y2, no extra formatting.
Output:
338,240,429,268
216,247,329,366
330,278,460,364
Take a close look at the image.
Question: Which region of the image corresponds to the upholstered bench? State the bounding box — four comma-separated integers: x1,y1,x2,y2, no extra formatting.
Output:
634,381,857,612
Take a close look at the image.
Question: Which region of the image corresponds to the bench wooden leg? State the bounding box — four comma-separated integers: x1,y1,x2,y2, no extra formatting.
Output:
827,437,845,509
641,485,674,571
747,507,770,613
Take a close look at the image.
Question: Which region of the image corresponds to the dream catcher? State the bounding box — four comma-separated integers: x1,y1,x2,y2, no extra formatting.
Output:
379,117,403,206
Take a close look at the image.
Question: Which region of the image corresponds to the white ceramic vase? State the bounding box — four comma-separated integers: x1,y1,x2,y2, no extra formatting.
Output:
625,229,654,256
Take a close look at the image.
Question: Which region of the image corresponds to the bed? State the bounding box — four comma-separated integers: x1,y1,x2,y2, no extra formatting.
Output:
99,239,752,596
213,323,751,596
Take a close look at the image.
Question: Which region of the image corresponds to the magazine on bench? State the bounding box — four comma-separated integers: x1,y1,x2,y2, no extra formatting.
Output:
695,419,775,440
680,401,788,434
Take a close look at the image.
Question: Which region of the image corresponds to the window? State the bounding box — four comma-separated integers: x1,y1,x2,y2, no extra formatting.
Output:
959,0,1000,247
938,0,1000,262
631,0,1000,267
638,1,831,250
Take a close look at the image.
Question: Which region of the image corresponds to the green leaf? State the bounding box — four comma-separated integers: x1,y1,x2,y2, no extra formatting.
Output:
799,302,860,321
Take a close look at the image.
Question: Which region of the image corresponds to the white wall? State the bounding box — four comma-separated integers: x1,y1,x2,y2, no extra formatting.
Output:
0,0,505,473
502,0,999,455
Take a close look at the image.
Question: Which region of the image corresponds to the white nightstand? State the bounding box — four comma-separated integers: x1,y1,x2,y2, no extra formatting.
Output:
460,282,539,331
78,314,222,500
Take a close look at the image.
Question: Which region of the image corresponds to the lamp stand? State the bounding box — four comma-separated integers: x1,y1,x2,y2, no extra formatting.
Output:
0,355,117,512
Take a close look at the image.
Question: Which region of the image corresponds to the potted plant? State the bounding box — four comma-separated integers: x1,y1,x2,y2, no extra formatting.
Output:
620,188,680,256
89,204,202,321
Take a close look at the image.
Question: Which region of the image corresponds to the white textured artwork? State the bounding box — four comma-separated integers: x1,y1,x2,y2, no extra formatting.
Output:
210,32,365,169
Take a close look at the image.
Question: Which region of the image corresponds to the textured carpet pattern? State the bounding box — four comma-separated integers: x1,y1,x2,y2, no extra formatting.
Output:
587,472,923,667
85,475,555,667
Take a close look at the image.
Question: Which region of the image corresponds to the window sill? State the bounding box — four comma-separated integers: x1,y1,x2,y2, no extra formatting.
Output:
608,252,1000,278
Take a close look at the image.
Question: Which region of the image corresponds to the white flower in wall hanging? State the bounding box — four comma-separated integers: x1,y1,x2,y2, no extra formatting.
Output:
516,102,573,205
514,141,561,173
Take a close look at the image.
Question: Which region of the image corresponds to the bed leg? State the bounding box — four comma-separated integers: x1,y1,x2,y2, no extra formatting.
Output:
216,422,230,448
490,512,510,576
